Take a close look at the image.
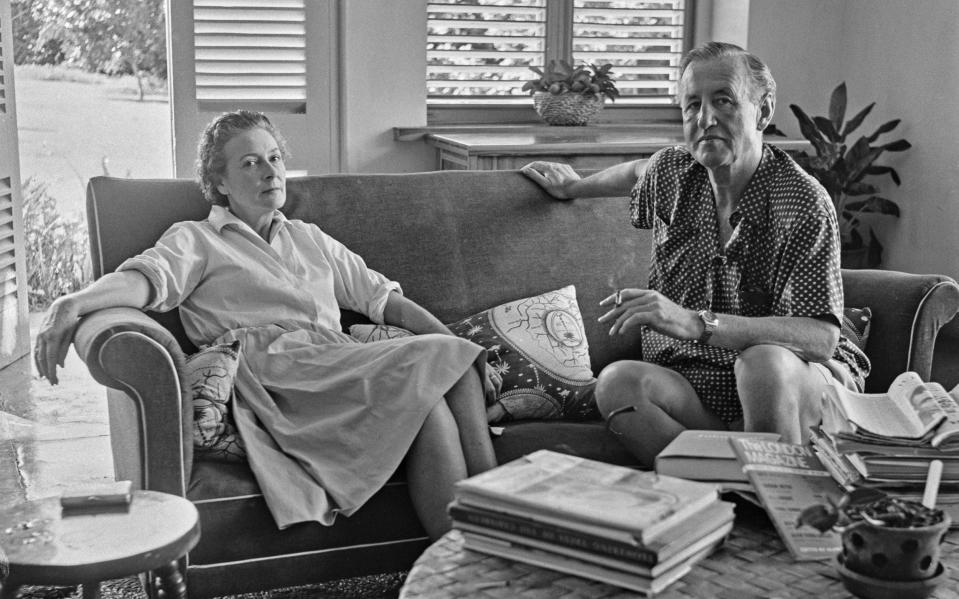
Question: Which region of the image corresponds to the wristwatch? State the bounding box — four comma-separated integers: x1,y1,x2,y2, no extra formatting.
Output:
697,309,718,344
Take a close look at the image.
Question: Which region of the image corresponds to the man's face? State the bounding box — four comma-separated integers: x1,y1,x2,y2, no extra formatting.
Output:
679,56,767,172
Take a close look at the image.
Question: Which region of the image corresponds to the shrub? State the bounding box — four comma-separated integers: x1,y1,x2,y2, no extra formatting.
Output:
22,177,91,310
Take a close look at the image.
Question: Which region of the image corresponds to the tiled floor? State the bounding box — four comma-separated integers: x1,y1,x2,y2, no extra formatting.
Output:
0,313,113,510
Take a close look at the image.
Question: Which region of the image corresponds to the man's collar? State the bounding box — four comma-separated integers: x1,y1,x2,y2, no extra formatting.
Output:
208,204,288,233
737,144,775,225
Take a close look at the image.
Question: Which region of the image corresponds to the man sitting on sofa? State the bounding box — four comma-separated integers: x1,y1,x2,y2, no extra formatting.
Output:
521,41,870,467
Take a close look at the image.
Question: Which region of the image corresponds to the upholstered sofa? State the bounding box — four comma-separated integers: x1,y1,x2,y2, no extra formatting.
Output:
76,170,959,598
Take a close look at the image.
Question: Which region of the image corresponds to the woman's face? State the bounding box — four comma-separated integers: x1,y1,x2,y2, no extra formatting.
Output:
215,127,286,222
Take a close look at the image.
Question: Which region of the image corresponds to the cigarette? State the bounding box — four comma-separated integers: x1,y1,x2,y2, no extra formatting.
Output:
922,459,943,509
614,289,623,306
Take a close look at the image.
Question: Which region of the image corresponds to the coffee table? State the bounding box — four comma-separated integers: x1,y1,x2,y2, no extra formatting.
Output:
0,490,199,599
400,504,959,598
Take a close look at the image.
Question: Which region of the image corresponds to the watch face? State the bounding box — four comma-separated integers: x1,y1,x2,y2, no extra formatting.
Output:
701,310,718,327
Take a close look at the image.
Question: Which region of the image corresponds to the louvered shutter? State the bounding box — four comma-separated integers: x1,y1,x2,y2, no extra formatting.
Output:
0,1,30,368
193,0,307,113
572,0,686,104
426,0,688,106
169,0,339,177
427,0,546,100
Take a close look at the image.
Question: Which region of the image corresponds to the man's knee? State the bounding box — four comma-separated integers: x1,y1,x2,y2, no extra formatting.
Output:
735,344,803,385
595,360,656,416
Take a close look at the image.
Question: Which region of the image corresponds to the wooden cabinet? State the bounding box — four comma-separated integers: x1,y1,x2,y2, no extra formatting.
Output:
402,125,810,171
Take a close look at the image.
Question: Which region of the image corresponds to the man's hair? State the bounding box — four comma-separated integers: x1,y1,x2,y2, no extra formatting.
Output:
195,110,292,206
679,41,776,103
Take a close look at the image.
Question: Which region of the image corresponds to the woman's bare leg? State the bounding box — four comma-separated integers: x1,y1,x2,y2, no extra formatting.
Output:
443,366,497,474
406,401,467,541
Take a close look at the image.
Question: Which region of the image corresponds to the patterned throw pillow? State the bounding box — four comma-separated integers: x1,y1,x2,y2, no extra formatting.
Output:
187,340,246,462
350,286,598,423
841,306,873,351
448,285,598,423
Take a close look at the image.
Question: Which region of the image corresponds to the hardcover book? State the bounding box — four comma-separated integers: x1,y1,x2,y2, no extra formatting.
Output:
460,531,705,596
454,449,719,545
655,430,782,483
453,507,733,579
729,438,845,561
449,498,734,569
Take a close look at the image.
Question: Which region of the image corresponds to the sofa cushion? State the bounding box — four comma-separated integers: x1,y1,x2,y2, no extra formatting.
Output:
189,340,246,462
842,306,873,351
447,285,598,422
494,421,640,467
351,285,599,424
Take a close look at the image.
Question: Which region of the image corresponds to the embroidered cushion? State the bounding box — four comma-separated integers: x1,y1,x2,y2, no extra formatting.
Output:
188,340,246,462
842,306,873,351
351,285,598,423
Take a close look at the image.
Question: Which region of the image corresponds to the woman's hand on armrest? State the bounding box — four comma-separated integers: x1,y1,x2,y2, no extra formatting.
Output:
35,270,152,385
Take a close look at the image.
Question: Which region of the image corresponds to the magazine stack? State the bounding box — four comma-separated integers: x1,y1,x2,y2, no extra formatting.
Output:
812,371,959,527
449,449,735,596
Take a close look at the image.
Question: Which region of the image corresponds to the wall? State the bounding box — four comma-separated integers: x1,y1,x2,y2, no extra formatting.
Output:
339,0,434,173
749,0,959,280
839,0,959,280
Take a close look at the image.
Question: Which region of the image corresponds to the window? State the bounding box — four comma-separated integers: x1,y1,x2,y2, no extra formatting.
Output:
426,0,692,123
192,0,307,113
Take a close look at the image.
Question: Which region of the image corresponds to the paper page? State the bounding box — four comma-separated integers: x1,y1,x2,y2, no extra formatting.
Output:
927,382,959,448
826,372,943,439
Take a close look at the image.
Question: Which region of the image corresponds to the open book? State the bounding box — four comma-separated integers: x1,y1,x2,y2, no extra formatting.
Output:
821,371,959,449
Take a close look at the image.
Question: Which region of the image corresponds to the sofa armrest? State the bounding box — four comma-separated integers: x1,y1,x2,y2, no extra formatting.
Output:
73,307,192,497
842,269,959,392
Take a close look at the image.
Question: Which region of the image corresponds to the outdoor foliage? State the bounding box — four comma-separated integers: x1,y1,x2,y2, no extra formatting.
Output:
22,177,91,310
14,0,166,99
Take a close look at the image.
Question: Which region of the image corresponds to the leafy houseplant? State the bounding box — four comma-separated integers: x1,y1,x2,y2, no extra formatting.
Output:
798,489,950,592
522,60,619,126
785,82,911,268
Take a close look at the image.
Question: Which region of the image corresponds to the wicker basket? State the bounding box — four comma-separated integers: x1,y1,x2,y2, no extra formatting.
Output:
533,92,605,126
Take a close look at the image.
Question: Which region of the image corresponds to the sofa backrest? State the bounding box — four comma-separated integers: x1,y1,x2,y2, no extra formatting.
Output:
86,171,649,372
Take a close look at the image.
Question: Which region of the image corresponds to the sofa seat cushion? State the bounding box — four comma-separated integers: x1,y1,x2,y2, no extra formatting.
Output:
494,420,640,467
187,460,426,565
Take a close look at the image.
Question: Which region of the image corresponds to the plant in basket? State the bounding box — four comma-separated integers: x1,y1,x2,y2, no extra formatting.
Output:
522,59,619,126
798,488,950,599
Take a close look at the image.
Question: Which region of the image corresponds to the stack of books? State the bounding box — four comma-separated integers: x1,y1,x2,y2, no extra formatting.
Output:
813,371,959,527
655,430,781,493
449,449,734,595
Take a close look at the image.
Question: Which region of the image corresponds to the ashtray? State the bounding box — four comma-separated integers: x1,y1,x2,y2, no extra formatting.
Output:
836,554,947,599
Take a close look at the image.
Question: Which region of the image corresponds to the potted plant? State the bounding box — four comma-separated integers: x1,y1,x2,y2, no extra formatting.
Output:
522,60,619,126
777,83,911,268
798,489,950,598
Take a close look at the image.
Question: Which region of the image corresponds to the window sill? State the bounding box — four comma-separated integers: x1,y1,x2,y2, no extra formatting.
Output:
394,122,684,143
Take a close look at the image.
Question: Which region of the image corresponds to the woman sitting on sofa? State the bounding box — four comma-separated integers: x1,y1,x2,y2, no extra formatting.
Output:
33,109,497,540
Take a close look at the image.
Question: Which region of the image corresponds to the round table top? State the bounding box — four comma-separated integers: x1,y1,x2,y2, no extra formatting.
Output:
400,514,959,599
0,490,199,585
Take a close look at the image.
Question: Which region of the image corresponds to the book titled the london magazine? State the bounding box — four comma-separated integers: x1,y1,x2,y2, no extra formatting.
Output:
729,438,845,561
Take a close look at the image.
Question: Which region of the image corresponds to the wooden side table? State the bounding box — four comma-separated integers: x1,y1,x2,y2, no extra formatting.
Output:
0,491,199,599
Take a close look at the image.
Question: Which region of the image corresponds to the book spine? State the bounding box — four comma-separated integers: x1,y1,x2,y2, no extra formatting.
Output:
449,504,659,566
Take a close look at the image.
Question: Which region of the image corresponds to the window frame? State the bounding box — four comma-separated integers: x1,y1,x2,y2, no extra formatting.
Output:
427,0,696,125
